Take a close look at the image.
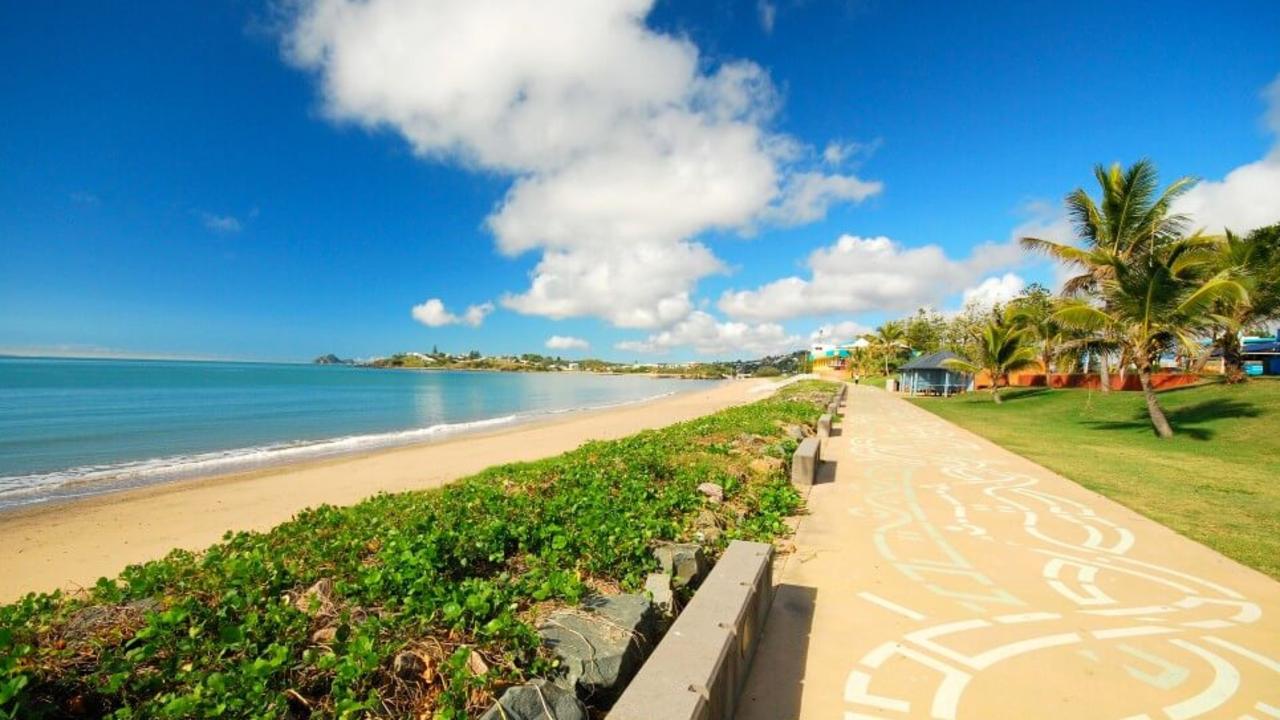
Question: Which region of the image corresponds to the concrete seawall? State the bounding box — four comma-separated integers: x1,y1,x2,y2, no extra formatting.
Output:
609,540,774,719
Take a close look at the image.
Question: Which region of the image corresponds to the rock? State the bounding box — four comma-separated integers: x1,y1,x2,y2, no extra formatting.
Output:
644,573,674,614
293,579,335,616
696,482,724,503
479,679,587,720
392,650,433,683
652,542,707,588
538,594,659,707
784,424,807,441
694,509,723,544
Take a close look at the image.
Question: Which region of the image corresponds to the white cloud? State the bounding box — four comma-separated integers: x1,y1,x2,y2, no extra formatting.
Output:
718,234,1023,321
1174,73,1280,234
283,0,879,330
462,302,495,326
809,320,871,343
200,212,242,233
764,172,883,225
545,335,589,350
616,311,800,357
411,298,494,327
757,0,777,33
961,273,1025,309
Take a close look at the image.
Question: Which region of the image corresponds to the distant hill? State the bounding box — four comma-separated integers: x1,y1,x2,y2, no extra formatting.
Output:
312,354,350,365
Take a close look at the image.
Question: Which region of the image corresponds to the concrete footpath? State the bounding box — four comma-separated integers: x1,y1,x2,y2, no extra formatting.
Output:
737,384,1280,719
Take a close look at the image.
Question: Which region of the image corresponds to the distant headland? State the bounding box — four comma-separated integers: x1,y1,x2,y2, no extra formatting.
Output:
313,348,809,380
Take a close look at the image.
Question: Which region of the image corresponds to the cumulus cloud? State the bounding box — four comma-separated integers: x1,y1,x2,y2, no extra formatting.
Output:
961,273,1026,309
809,320,871,343
411,298,494,327
1175,73,1280,233
821,139,879,166
200,212,242,233
764,172,883,225
717,234,1023,321
545,335,589,350
616,311,800,357
283,0,879,330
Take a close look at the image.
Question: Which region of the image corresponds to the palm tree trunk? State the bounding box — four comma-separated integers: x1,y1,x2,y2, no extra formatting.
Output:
1042,350,1054,390
991,385,1002,404
1098,351,1112,393
1138,369,1174,438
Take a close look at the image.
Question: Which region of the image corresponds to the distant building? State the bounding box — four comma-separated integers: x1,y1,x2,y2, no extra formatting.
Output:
809,338,869,376
1207,329,1280,376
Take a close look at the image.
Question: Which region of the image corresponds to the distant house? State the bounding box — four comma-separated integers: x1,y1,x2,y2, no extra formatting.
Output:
809,338,869,376
897,351,970,396
1207,330,1280,376
1241,333,1280,376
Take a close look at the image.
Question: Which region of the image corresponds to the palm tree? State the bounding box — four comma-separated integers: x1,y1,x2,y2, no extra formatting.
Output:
942,315,1039,404
1007,295,1066,389
865,322,910,377
1206,224,1280,382
1020,160,1196,391
1053,237,1247,438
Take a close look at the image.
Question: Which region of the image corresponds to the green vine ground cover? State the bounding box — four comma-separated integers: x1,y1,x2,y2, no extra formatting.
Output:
0,381,834,719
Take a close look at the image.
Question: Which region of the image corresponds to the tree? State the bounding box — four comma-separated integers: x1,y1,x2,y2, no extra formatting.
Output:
942,314,1039,404
1207,224,1280,382
1021,160,1196,392
1053,237,1247,438
865,322,911,376
904,309,946,354
1006,288,1066,388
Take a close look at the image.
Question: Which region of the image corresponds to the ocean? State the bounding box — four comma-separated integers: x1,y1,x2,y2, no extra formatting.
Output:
0,357,716,511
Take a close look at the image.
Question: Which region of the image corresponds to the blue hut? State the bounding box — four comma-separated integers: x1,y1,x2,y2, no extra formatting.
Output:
898,351,970,396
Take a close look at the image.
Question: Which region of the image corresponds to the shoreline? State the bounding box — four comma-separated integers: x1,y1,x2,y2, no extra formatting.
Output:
0,379,765,602
0,381,707,514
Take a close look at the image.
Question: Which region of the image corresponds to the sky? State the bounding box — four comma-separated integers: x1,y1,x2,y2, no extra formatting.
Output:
2,1,1279,363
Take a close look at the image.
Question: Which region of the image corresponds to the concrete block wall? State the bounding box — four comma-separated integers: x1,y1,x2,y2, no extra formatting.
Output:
609,541,774,720
790,437,819,486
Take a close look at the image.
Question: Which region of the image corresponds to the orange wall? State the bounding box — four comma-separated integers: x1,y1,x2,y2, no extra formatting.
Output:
1006,372,1201,391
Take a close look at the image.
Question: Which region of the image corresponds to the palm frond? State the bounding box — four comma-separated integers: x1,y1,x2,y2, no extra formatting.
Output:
941,358,981,374
1053,303,1111,331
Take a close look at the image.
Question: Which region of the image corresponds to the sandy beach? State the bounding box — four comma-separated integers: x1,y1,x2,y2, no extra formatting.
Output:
0,379,766,602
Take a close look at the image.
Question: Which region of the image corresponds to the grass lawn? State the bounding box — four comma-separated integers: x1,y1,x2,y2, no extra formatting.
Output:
909,378,1280,579
858,375,888,389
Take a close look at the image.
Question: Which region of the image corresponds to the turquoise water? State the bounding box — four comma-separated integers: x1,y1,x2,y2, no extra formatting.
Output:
0,358,715,510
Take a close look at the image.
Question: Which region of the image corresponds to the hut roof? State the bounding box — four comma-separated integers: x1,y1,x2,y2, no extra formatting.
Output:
899,350,963,371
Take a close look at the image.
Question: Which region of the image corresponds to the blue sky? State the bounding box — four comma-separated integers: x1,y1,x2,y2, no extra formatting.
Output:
2,1,1278,362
